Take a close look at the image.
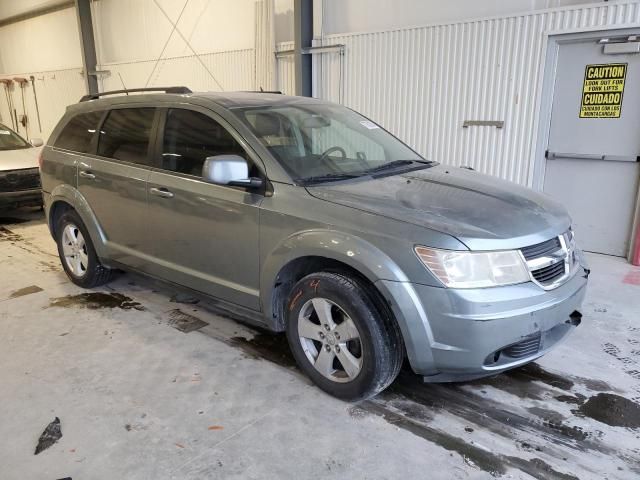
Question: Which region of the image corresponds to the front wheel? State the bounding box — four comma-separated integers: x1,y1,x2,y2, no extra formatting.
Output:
55,209,113,288
285,272,403,401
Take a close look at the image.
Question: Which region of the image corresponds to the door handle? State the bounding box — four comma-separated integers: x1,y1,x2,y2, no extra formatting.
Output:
79,170,96,180
546,151,639,162
149,187,174,198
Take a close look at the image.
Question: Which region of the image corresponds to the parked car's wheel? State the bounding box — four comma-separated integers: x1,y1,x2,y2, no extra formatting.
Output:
55,209,113,288
285,271,403,401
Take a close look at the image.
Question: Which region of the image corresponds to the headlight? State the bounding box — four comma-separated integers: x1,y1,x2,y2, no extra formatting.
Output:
414,246,530,288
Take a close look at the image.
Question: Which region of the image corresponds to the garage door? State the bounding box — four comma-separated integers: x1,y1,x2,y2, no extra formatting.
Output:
544,35,640,257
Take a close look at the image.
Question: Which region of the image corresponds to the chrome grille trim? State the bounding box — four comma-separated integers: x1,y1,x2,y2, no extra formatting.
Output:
0,168,41,192
520,230,577,290
520,237,562,260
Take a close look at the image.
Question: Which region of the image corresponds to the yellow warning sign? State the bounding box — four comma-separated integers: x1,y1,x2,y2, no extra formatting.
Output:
580,63,627,118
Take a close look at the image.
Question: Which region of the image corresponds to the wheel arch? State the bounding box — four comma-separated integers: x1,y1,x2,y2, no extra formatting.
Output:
47,185,108,259
261,229,410,333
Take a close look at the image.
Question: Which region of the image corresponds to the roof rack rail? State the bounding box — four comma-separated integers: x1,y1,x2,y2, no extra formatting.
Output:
80,86,192,102
242,90,283,94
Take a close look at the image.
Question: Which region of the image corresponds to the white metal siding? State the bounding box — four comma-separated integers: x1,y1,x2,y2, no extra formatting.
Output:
0,68,85,142
255,0,276,91
98,49,256,93
282,1,640,186
276,41,295,95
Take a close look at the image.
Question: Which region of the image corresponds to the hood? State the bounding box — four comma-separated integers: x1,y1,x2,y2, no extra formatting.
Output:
0,147,40,171
306,165,571,251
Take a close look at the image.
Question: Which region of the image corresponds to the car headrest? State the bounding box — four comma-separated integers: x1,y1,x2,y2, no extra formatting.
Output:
251,112,281,138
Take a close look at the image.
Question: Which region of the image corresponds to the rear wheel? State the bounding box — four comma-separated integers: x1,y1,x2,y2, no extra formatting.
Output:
55,210,113,288
285,272,403,401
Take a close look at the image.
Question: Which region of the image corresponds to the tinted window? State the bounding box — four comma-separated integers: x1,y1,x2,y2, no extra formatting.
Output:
54,111,102,153
97,108,155,165
161,109,248,176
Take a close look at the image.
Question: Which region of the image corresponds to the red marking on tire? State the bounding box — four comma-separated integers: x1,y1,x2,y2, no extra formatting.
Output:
310,279,320,292
289,290,303,311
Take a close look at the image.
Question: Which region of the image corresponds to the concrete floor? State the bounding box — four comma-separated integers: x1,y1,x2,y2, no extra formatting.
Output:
1,208,639,480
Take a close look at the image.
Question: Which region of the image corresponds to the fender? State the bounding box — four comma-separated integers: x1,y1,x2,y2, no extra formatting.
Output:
260,229,437,373
48,184,109,259
261,229,411,314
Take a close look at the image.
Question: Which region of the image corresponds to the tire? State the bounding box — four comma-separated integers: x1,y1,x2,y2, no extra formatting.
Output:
285,272,403,401
55,209,113,288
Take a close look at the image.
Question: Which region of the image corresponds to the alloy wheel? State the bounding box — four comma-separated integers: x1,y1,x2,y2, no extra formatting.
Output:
297,297,363,383
61,223,88,277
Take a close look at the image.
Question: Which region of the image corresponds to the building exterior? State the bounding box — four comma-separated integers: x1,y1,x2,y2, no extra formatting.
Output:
0,0,638,261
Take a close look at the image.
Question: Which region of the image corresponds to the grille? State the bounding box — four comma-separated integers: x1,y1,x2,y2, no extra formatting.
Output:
532,261,565,285
520,237,562,260
503,332,541,359
0,168,41,192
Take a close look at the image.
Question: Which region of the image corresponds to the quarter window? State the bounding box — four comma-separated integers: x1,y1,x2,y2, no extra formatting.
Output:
97,108,155,165
161,109,249,177
54,111,103,153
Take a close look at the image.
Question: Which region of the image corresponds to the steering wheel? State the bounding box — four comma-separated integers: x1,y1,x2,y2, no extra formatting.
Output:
318,146,347,164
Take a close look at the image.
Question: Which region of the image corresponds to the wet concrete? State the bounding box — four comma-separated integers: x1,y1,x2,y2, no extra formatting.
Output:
194,321,640,476
0,226,22,242
0,216,31,224
9,285,43,299
166,309,209,333
48,292,145,311
2,213,640,479
360,401,508,477
229,332,297,368
577,393,640,428
169,293,200,305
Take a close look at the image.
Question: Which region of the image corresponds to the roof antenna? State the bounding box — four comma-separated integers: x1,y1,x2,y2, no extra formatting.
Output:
260,86,264,92
118,72,128,94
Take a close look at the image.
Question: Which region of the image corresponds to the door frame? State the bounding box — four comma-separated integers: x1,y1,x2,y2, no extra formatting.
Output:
532,25,640,262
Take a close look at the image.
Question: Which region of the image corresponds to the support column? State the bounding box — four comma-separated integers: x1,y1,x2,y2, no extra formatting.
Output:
75,0,98,95
294,0,313,97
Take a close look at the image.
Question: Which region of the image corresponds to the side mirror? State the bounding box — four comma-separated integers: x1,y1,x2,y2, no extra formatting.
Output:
30,138,43,147
202,155,263,189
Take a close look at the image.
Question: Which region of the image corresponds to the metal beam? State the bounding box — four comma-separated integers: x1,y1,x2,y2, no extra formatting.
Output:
275,44,345,58
293,0,312,97
75,0,98,95
0,1,74,28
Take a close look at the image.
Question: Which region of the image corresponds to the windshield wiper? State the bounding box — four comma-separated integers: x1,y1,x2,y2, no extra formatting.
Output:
365,159,434,174
301,172,362,185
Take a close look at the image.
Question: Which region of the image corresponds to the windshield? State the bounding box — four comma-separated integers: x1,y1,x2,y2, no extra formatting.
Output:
0,124,30,151
233,103,428,183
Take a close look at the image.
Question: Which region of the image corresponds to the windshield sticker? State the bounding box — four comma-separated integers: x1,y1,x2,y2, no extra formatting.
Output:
0,130,10,135
360,120,379,130
580,63,627,119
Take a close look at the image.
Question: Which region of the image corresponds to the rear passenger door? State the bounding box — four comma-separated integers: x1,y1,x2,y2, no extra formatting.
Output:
146,107,263,309
78,107,158,269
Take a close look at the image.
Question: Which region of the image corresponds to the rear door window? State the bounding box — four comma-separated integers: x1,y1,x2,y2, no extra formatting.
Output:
54,111,103,153
161,108,249,177
97,108,156,165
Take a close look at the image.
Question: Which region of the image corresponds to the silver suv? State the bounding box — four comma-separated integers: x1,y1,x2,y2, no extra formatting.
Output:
41,87,589,400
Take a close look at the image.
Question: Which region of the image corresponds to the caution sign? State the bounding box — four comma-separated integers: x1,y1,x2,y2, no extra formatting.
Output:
580,63,627,118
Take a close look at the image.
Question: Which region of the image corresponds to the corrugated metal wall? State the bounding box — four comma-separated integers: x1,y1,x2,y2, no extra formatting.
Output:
255,0,276,91
98,48,256,93
276,41,295,95
0,68,85,142
279,0,640,187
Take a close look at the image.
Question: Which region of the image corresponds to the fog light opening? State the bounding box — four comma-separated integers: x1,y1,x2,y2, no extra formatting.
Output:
484,350,501,366
567,310,583,326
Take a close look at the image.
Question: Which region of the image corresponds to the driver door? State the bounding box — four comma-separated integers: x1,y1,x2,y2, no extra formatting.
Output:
145,107,264,309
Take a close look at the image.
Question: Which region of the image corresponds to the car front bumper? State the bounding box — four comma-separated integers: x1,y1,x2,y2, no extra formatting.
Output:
377,265,588,381
0,188,43,208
